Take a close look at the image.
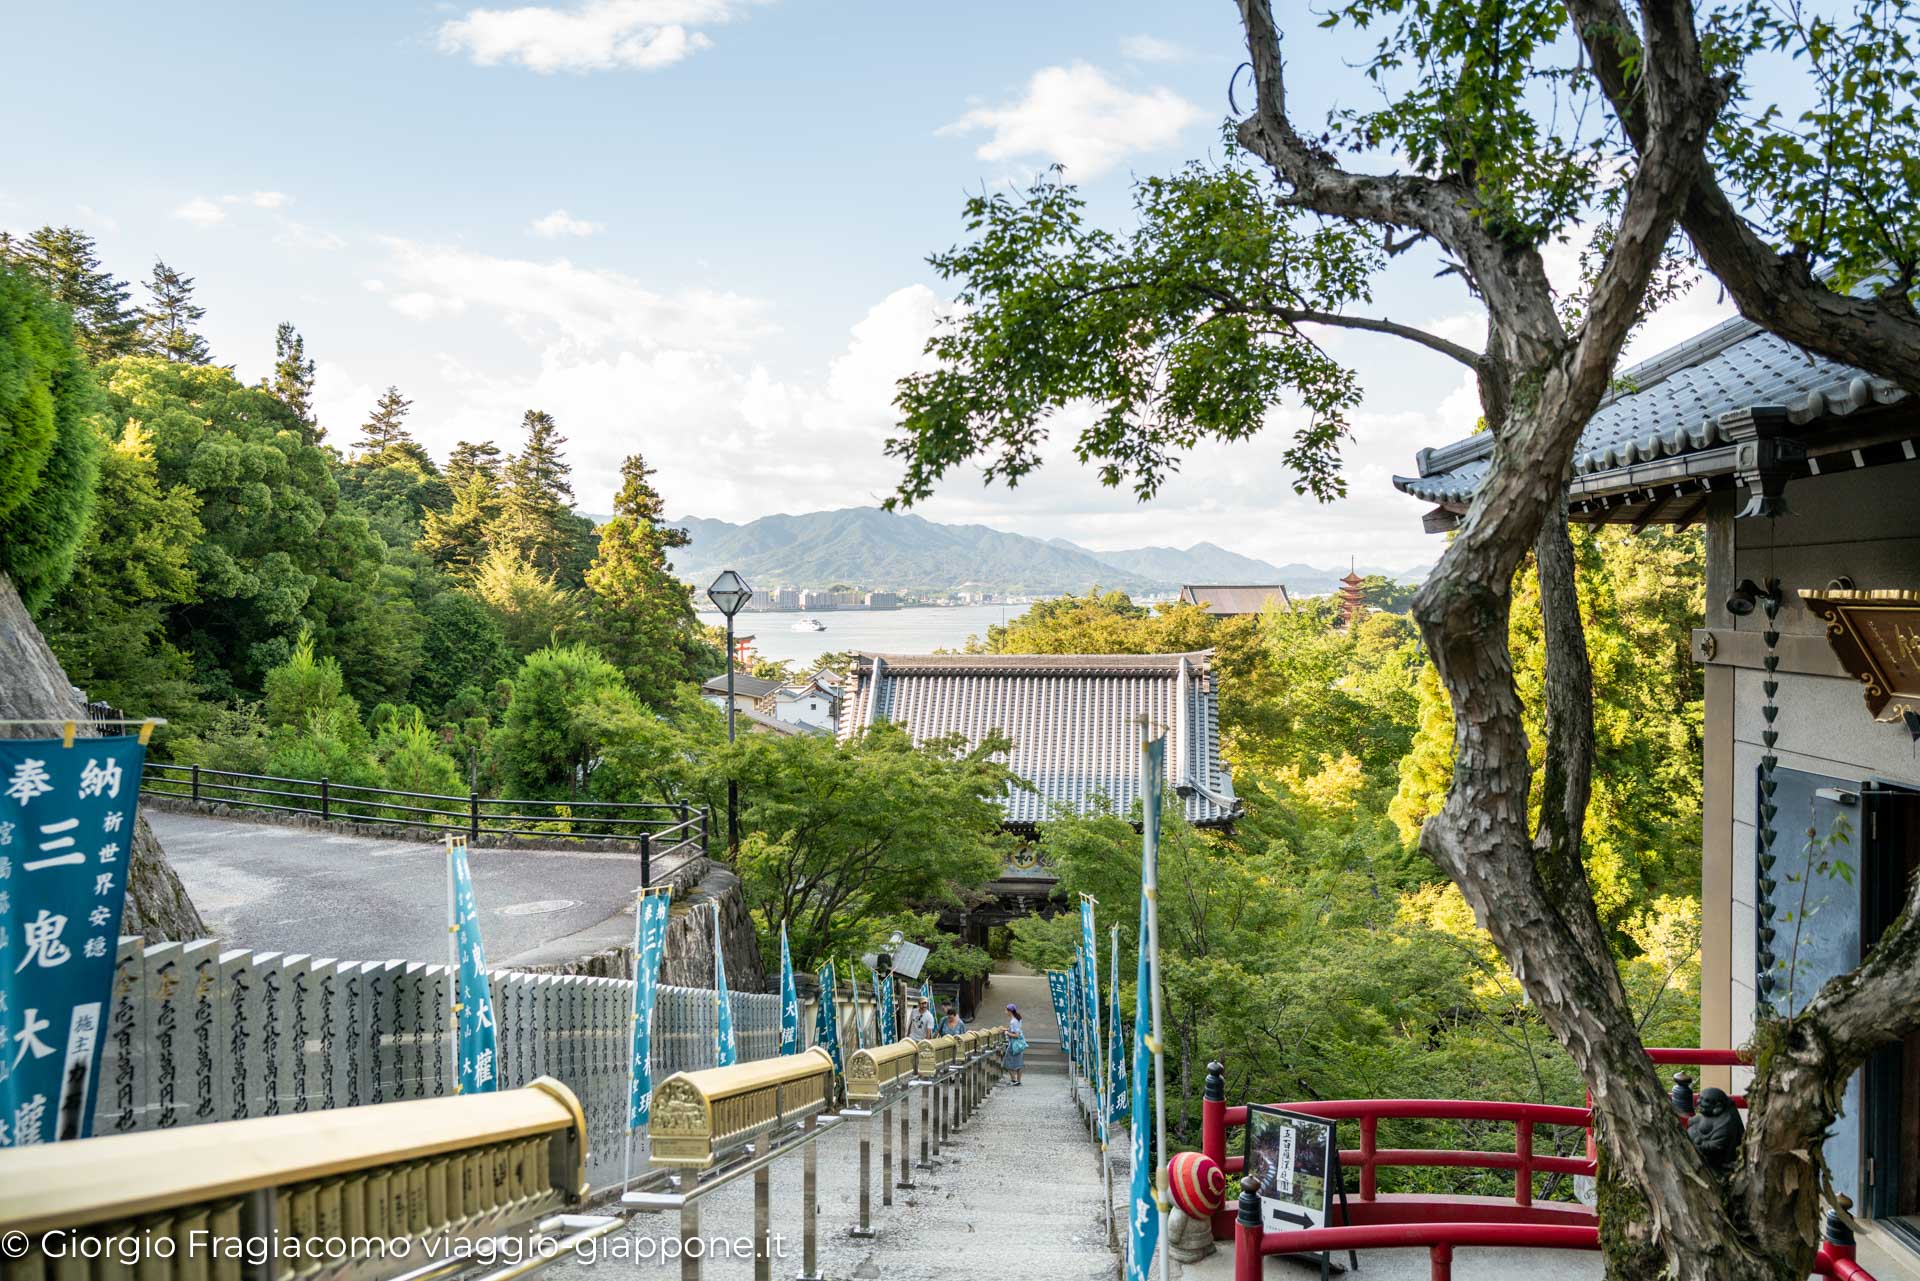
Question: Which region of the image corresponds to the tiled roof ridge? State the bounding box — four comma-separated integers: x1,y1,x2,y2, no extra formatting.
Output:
850,650,1214,673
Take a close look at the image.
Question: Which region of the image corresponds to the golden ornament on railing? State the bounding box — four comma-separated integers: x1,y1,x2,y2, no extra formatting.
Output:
647,1048,837,1170
845,1037,920,1103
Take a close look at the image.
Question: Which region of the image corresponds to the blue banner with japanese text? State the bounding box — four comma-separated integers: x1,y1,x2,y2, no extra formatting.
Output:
448,837,499,1095
1045,969,1072,1062
872,963,895,1043
0,735,143,1146
714,902,737,1067
778,923,800,1055
815,961,843,1078
628,888,671,1128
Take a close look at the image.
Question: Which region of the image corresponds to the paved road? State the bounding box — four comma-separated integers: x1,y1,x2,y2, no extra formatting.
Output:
147,809,672,964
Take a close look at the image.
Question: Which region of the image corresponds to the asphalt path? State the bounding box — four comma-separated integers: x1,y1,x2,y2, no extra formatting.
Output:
146,809,668,964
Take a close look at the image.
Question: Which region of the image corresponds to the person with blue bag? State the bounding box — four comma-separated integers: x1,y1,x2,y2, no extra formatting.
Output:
1003,1004,1028,1085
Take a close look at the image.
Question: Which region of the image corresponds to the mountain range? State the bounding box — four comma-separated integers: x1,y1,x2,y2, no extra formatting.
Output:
667,506,1429,598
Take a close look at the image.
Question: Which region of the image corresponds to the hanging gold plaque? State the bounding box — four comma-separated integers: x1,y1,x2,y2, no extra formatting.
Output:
1798,588,1920,721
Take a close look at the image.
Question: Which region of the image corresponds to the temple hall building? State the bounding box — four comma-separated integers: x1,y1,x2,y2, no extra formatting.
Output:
836,651,1239,920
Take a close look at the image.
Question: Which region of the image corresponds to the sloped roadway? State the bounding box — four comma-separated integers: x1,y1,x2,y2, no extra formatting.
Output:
145,808,681,965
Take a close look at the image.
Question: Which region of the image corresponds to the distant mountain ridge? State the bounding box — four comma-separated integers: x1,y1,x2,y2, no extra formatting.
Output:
668,506,1429,598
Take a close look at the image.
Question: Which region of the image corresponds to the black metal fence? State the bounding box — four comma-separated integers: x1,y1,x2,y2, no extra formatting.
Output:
142,762,708,874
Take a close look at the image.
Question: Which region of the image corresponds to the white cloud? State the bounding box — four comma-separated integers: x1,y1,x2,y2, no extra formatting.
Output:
437,0,754,73
76,205,118,232
530,208,604,238
1120,34,1190,63
940,63,1202,180
275,221,346,251
231,191,292,210
377,239,773,353
414,270,1453,565
173,197,226,227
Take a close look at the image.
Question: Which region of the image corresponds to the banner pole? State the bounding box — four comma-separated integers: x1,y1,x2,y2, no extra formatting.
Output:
1143,753,1170,1281
622,886,642,1192
445,836,462,1095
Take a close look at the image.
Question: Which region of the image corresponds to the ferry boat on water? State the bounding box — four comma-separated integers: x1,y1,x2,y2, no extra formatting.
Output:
791,617,827,632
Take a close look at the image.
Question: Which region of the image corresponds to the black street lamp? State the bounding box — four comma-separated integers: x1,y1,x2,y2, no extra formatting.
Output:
706,569,753,853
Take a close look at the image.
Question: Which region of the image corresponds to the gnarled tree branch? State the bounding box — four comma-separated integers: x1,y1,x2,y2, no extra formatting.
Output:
1566,0,1920,398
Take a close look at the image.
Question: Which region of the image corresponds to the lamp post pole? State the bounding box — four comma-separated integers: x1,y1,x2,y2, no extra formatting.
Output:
706,569,754,857
725,611,738,852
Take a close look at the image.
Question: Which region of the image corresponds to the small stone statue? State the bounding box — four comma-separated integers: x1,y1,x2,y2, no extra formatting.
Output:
1690,1087,1745,1170
1167,1206,1218,1264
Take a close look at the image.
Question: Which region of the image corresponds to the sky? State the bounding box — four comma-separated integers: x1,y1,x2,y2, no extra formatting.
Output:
0,0,1737,570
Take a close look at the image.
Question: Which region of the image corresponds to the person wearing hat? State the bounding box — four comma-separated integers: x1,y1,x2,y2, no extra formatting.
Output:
909,996,936,1041
1003,1004,1027,1085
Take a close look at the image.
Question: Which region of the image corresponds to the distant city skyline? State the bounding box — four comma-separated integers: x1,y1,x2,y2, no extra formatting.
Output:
0,2,1732,566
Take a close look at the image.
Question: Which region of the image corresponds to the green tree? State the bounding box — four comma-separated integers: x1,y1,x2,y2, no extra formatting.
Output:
262,630,360,731
974,590,1218,655
583,452,704,705
412,592,514,715
266,322,318,442
39,421,202,717
473,544,578,655
339,386,451,553
492,410,591,580
718,722,1013,972
355,386,417,460
137,260,212,364
93,358,401,697
0,226,138,363
0,266,100,608
373,708,464,798
445,439,503,489
493,644,634,800
418,468,500,577
1391,527,1704,929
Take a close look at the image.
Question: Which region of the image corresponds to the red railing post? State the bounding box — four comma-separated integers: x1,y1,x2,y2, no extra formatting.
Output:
1203,1060,1227,1169
1516,1119,1534,1207
1430,1241,1453,1281
1234,1178,1264,1281
1361,1115,1378,1200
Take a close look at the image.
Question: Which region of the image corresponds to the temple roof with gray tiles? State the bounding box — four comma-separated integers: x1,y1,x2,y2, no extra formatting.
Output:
1393,311,1912,515
836,651,1238,827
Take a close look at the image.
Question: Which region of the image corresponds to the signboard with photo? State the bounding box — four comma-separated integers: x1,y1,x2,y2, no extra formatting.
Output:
1246,1105,1336,1230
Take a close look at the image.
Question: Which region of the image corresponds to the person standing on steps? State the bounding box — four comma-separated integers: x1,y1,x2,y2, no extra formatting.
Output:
939,1006,966,1037
1003,1004,1026,1085
909,997,936,1041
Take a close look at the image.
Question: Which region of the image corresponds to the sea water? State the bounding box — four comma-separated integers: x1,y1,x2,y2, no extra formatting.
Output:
695,603,1020,668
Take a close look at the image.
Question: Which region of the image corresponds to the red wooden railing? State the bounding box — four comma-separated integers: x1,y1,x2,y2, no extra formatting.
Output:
1202,1049,1876,1281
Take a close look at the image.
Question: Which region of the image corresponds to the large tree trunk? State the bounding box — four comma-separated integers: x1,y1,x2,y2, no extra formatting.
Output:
0,572,205,941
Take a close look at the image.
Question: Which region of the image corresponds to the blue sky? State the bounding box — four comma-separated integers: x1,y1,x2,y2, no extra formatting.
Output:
0,1,1730,569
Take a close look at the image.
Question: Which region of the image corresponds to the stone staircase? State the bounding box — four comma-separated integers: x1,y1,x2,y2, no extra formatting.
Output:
986,965,1067,1076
